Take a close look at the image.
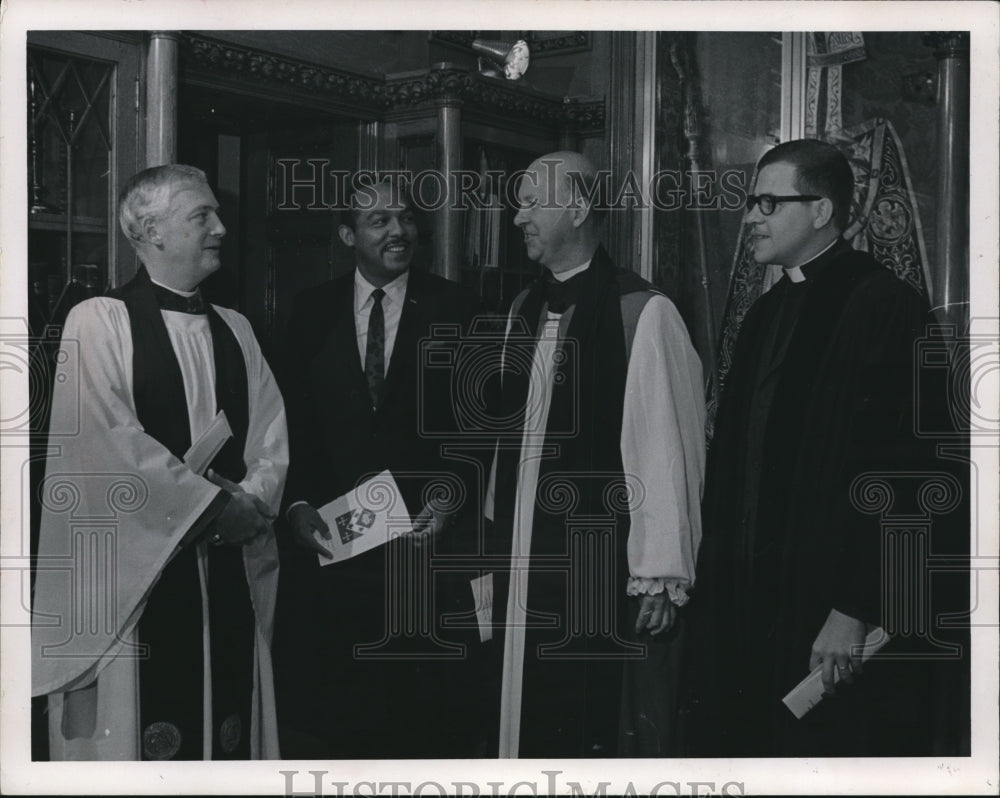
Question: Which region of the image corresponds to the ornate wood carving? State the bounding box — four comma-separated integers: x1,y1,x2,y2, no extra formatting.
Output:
530,32,591,55
180,33,603,131
182,33,387,109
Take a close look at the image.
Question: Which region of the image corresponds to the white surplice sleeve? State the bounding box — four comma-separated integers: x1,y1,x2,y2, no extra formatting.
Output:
621,294,706,606
31,298,225,696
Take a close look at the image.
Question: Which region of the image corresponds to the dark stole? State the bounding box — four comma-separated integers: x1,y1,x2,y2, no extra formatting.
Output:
491,247,653,754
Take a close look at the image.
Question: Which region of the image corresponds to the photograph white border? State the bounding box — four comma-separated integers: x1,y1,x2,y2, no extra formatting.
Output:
2,1,997,794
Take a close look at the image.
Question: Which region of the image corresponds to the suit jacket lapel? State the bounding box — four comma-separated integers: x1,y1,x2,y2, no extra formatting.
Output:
330,275,369,398
383,269,422,401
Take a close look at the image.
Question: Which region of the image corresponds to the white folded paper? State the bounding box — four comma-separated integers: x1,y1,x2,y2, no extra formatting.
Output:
470,573,494,643
314,470,410,565
184,410,233,476
782,627,890,719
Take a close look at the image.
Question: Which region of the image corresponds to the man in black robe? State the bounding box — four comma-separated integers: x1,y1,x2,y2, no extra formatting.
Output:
687,139,960,756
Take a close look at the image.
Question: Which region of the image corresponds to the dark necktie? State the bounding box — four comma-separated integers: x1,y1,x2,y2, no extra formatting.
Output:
543,267,587,314
364,287,386,410
152,282,206,314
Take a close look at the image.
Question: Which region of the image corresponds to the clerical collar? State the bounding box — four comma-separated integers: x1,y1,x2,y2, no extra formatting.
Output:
783,238,841,283
149,277,206,314
551,260,591,282
543,259,592,314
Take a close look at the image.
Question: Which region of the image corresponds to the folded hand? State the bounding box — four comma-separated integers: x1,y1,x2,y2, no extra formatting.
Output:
206,468,275,545
810,608,867,694
634,592,676,636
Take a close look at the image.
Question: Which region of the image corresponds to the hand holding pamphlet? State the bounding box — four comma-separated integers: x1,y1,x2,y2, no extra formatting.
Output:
313,470,411,565
782,628,890,719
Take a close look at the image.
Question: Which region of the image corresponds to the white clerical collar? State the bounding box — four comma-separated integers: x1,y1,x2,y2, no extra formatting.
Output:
354,267,409,312
552,259,591,282
150,276,198,298
783,239,839,283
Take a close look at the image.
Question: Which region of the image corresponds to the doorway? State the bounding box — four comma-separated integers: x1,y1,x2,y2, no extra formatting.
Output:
178,85,360,362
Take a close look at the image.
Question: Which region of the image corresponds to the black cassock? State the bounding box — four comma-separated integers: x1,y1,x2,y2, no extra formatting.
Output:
687,238,969,757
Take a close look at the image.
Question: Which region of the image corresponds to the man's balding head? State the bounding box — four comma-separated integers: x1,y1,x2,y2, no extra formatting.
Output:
514,151,602,273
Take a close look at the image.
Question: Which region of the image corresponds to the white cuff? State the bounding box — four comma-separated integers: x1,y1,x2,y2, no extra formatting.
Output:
626,576,690,607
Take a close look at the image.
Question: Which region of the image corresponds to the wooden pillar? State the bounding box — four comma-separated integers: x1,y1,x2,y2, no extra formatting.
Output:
358,120,382,173
146,32,179,167
924,33,970,330
434,93,463,282
634,32,657,283
780,33,807,142
607,33,637,272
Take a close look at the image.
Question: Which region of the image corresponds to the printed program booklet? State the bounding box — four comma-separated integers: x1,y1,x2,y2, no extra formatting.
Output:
313,470,411,564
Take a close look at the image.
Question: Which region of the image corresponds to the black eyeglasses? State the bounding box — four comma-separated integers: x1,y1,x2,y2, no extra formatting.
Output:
745,193,823,216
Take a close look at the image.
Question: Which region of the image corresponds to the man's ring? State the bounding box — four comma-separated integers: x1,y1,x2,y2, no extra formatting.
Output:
211,533,223,545
837,664,849,671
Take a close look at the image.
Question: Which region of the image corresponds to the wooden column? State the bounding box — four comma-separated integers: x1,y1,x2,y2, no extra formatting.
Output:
634,32,657,283
780,33,807,142
146,32,178,167
924,33,970,330
607,32,637,272
434,93,463,282
358,120,382,172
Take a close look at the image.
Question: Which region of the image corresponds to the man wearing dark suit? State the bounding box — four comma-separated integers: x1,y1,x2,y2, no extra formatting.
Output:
273,178,482,758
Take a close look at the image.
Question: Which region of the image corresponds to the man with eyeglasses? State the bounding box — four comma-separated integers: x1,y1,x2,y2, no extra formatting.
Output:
687,139,936,756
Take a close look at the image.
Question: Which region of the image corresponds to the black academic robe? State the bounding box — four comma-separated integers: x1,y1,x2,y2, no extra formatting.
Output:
273,267,483,759
687,239,960,756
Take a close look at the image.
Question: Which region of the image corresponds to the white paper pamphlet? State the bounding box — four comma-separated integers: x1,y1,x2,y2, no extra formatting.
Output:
183,410,233,476
470,573,494,642
314,470,410,565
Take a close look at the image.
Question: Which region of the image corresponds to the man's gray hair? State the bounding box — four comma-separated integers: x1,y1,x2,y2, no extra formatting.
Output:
118,164,208,245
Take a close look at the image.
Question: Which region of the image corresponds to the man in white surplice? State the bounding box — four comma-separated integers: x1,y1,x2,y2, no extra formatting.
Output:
31,165,286,760
486,151,705,757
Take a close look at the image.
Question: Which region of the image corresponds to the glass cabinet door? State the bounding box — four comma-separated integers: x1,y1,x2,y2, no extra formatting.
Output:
27,31,141,335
